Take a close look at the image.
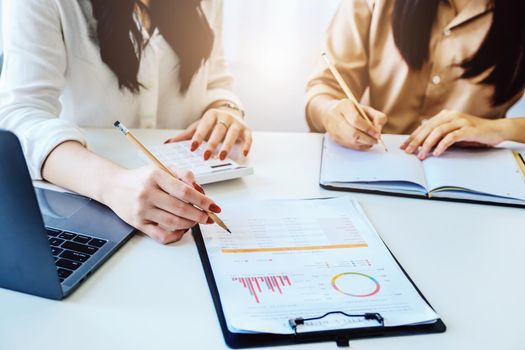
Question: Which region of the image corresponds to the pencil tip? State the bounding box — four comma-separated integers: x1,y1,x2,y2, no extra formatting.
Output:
226,229,232,234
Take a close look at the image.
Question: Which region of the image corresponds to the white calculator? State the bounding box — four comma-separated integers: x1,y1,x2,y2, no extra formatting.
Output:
145,141,254,184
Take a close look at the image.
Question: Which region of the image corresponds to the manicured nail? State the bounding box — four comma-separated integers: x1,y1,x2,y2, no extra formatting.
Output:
193,182,205,194
209,203,221,213
206,217,214,224
204,150,212,160
243,150,249,157
191,141,199,152
219,151,227,160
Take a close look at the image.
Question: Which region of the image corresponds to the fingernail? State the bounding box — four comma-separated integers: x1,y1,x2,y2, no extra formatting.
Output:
206,216,214,224
219,151,227,160
204,150,212,160
209,203,221,213
193,182,205,194
191,141,199,152
163,139,171,144
243,150,249,157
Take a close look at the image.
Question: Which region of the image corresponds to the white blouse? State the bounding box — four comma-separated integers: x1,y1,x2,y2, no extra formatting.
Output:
0,0,241,179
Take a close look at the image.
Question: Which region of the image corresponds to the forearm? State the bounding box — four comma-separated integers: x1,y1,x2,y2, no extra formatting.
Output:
497,118,525,143
306,94,339,132
42,141,124,204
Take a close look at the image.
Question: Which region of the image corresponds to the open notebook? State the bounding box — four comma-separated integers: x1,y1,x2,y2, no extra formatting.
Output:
320,134,525,207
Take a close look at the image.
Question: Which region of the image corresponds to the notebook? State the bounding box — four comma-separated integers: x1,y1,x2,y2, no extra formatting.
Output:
143,140,253,184
320,134,525,207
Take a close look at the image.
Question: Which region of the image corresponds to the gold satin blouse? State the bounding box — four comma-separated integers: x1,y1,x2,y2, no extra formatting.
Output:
306,0,523,134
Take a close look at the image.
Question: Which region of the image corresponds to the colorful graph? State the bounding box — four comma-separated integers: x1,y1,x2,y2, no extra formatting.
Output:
232,275,292,304
331,272,380,298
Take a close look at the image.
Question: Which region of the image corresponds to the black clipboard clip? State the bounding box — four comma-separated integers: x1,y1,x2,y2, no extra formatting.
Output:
289,311,385,347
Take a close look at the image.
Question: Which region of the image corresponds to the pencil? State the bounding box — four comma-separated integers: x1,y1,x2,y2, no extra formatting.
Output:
113,121,231,234
321,53,388,152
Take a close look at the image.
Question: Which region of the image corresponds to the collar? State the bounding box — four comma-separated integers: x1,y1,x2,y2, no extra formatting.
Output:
445,0,493,30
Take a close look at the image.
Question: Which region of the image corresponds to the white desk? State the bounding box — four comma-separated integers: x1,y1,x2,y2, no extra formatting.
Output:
1,129,524,350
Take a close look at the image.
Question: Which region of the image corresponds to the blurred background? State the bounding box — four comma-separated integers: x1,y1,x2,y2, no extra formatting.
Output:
0,0,524,131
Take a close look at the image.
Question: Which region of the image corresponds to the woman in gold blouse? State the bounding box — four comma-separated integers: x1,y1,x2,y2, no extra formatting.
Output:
306,0,525,160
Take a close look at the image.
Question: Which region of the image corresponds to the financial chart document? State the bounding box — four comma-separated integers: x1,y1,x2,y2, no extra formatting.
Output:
200,198,438,334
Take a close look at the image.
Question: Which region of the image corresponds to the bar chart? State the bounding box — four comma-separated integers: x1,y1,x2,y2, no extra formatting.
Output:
232,275,292,304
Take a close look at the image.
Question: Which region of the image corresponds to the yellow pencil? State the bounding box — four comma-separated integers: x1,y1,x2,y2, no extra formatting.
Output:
322,53,388,152
113,121,231,234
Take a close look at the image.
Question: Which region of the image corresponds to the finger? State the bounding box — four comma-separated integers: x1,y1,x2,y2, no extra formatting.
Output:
343,107,380,140
403,122,436,154
433,130,466,156
165,121,198,144
362,105,387,132
218,124,241,160
152,185,212,223
417,121,463,160
170,167,205,194
148,208,197,231
330,114,374,149
204,122,228,160
191,112,217,152
401,122,426,150
154,172,219,213
242,129,253,157
142,224,188,245
171,167,196,186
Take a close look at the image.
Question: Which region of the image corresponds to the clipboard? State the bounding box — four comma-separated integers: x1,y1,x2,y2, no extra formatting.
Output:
319,136,525,209
192,226,446,348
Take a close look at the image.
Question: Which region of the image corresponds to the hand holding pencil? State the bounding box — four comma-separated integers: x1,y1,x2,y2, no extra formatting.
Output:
318,53,388,151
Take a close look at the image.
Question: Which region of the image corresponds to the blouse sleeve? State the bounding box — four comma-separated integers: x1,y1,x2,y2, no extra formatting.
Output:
0,0,86,180
305,0,373,131
201,0,243,112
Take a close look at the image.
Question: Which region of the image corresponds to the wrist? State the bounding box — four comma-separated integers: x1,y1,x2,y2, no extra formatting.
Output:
97,167,126,207
318,98,340,130
493,118,518,142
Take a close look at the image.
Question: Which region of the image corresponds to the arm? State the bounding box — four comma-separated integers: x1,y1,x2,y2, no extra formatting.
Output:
166,0,252,160
304,0,386,149
401,110,525,160
0,0,219,244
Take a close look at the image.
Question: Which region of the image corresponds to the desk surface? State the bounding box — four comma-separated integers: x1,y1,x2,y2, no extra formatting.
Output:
1,129,524,350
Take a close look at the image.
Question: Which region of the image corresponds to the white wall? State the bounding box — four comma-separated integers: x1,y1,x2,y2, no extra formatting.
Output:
223,0,340,132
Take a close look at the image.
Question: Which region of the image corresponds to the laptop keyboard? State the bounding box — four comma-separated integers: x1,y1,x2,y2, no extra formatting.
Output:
46,228,107,283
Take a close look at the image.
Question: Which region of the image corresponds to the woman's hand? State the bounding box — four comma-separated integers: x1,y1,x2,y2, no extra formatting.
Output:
401,110,506,160
165,106,252,161
102,165,221,244
322,99,387,150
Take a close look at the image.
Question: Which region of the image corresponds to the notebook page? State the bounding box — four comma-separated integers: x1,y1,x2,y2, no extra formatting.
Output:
321,135,428,191
422,148,525,200
200,198,439,334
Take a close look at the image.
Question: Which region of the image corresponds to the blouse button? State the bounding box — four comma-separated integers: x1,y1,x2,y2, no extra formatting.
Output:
431,75,441,85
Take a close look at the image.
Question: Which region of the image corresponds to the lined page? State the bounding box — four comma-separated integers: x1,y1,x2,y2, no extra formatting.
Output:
422,148,525,200
321,135,428,190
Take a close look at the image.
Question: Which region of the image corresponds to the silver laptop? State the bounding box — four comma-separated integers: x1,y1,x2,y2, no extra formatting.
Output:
0,130,135,299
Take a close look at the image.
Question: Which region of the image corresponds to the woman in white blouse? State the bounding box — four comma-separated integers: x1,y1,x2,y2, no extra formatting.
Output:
0,0,252,244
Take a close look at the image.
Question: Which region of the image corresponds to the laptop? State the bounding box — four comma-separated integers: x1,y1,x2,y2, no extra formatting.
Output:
0,130,135,300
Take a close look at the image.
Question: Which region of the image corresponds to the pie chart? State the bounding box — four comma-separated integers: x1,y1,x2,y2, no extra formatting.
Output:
331,272,380,297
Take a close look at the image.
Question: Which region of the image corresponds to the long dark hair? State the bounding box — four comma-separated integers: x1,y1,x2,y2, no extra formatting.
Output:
89,0,214,94
392,0,525,106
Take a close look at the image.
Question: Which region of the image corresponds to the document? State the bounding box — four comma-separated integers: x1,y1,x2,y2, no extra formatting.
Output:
200,198,439,334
